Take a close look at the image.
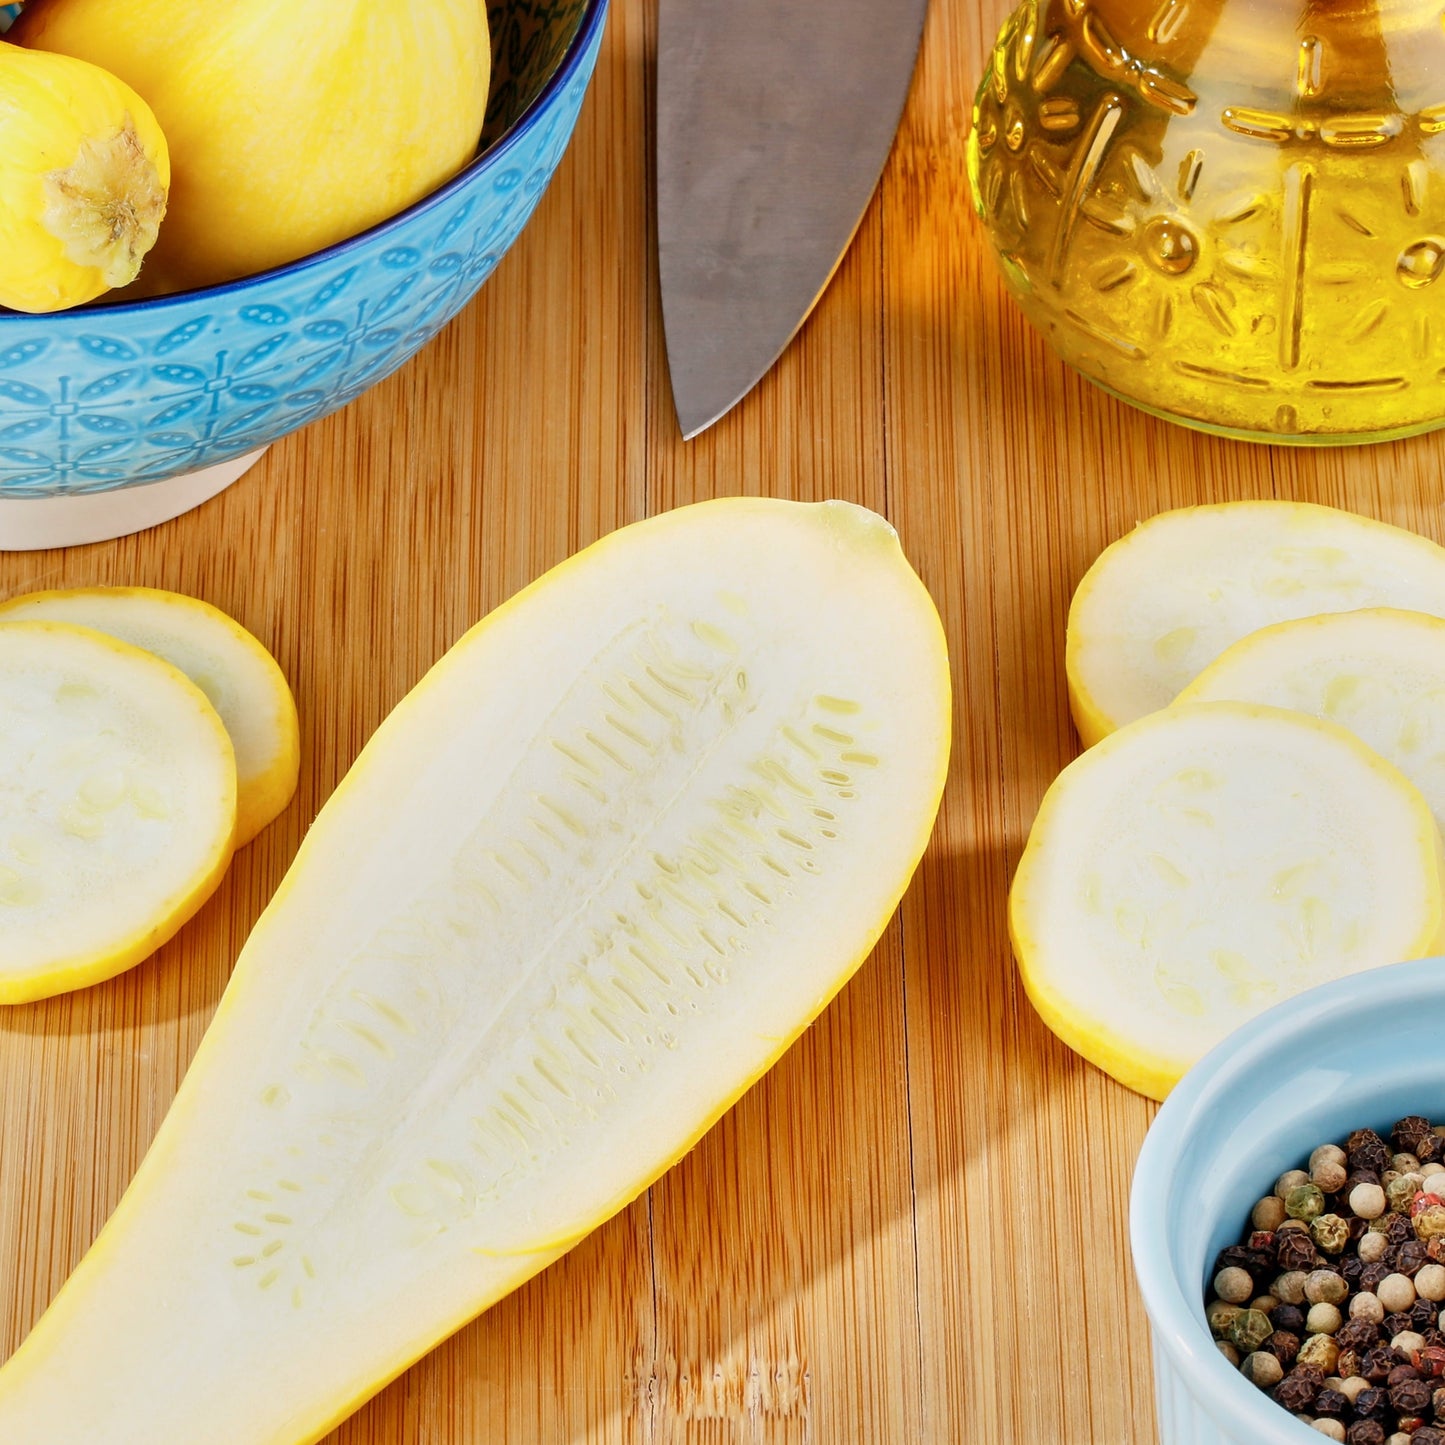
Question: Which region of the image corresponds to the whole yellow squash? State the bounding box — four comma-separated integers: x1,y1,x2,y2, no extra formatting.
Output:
0,38,169,311
14,0,491,293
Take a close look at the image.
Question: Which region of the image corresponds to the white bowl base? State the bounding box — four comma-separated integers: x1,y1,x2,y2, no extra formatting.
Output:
0,448,269,551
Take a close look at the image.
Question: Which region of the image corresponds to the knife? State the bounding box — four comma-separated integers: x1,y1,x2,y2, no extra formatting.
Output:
657,0,929,440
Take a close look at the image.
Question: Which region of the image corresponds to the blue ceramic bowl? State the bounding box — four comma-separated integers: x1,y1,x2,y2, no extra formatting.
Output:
1130,955,1445,1445
0,0,607,499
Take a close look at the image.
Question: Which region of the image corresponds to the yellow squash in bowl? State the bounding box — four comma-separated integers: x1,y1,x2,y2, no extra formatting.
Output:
0,38,169,312
14,0,491,293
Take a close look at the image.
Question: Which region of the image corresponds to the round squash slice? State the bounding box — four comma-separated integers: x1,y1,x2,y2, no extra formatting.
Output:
0,587,298,846
1009,700,1445,1100
1176,608,1445,836
0,620,236,1003
1066,501,1445,747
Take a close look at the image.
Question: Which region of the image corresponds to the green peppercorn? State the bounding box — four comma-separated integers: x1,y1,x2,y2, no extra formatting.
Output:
1207,1299,1242,1337
1297,1332,1341,1373
1313,1213,1352,1255
1288,1183,1327,1221
1388,1174,1423,1215
1417,1207,1445,1244
1228,1308,1275,1353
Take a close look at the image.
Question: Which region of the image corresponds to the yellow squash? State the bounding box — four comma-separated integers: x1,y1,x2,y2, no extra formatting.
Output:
0,499,951,1443
0,38,169,311
15,0,490,293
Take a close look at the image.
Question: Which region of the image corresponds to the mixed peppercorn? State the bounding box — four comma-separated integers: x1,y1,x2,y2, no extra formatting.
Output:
1207,1116,1445,1442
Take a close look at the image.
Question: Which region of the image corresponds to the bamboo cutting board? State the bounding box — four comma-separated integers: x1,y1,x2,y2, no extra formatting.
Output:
3,0,1445,1440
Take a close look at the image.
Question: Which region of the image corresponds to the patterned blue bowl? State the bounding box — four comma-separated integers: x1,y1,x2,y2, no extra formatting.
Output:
0,0,607,504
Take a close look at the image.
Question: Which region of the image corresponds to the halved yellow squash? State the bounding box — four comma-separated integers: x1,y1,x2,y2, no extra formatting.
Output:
0,498,951,1443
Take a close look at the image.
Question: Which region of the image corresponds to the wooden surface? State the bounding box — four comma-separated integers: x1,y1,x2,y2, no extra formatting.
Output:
4,1,1445,1441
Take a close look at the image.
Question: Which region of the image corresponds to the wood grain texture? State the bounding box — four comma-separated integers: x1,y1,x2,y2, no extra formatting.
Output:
4,0,1445,1440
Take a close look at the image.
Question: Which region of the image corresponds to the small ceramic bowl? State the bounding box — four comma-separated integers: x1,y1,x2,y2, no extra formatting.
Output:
0,0,607,547
1130,954,1445,1445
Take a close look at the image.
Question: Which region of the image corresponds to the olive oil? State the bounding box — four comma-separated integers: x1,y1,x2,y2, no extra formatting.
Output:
968,0,1445,443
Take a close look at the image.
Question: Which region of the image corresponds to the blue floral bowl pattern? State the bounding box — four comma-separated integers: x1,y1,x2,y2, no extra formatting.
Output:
0,0,607,498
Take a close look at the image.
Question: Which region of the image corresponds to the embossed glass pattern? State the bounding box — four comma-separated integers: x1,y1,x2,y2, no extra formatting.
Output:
0,0,606,497
968,0,1445,443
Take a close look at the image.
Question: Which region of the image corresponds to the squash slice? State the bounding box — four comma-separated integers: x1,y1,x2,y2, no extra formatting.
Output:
0,498,951,1444
1009,700,1445,1100
0,620,236,1003
0,587,298,847
1176,607,1445,835
1066,501,1445,747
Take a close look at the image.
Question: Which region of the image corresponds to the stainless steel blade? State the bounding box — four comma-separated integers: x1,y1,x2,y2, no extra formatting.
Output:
657,0,928,439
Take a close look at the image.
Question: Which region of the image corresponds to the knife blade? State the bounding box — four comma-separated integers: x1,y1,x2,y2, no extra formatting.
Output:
656,0,928,439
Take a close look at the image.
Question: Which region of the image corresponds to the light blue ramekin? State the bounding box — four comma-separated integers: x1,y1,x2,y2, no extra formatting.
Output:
1130,955,1445,1444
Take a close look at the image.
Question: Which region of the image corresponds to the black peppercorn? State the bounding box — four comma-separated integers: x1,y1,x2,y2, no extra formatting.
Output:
1386,1312,1416,1338
1415,1427,1445,1445
1427,1328,1445,1350
1350,1130,1393,1175
1274,1367,1323,1411
1387,1364,1421,1387
1434,1384,1445,1418
1395,1117,1434,1153
1350,1169,1384,1192
1260,1330,1300,1366
1342,1254,1366,1285
1401,1241,1431,1277
1346,1418,1386,1445
1393,1376,1434,1415
1314,1387,1350,1419
1278,1231,1321,1273
1421,1136,1444,1166
1362,1263,1391,1293
1354,1385,1391,1419
1417,1298,1441,1332
1389,1214,1415,1246
1217,1243,1275,1284
1338,1318,1380,1353
1273,1303,1306,1334
1363,1347,1398,1382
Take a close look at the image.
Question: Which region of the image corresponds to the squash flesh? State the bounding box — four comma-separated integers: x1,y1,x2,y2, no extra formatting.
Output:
0,499,951,1444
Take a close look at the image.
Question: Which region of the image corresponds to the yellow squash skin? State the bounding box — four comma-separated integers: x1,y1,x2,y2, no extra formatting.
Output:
0,39,169,312
0,498,951,1445
15,0,490,293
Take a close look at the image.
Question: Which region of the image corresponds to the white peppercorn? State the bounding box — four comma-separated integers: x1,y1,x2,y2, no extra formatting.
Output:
1241,1351,1284,1388
1417,1264,1445,1302
1424,1163,1445,1179
1378,1272,1417,1313
1274,1271,1309,1305
1278,1168,1311,1196
1359,1231,1391,1263
1306,1302,1344,1335
1313,1159,1349,1193
1386,1434,1412,1445
1351,1183,1388,1220
1305,1269,1350,1306
1312,1422,1346,1442
1312,1143,1348,1172
1252,1194,1288,1231
1393,1153,1422,1174
1338,1376,1369,1402
1425,1171,1445,1199
1390,1329,1426,1358
1214,1266,1254,1304
1251,1295,1280,1315
1350,1291,1386,1324
1216,1340,1241,1366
